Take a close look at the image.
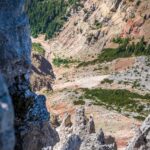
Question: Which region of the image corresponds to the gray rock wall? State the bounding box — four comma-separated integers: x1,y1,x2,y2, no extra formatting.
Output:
0,75,15,150
0,0,31,86
0,1,59,150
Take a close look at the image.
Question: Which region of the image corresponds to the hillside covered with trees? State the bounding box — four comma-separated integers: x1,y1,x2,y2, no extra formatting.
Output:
26,0,81,39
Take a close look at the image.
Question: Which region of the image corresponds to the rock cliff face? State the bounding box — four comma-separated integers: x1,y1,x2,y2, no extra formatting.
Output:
0,75,15,150
126,115,150,150
0,0,31,87
31,52,55,92
0,1,59,150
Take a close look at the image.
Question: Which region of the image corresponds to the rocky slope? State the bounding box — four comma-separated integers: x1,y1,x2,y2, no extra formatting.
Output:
48,0,150,60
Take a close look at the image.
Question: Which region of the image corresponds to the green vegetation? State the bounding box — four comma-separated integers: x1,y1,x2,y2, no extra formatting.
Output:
136,0,141,6
73,99,85,105
79,88,150,119
112,37,130,44
32,43,45,55
93,20,102,29
52,57,77,67
101,79,114,84
77,59,97,67
77,37,150,67
98,37,150,62
132,80,140,88
26,0,81,39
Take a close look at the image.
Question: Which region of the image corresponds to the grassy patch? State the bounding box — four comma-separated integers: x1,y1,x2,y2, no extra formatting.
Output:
77,59,97,67
91,20,102,29
80,88,150,119
52,57,77,67
73,99,85,105
32,42,45,56
112,37,130,44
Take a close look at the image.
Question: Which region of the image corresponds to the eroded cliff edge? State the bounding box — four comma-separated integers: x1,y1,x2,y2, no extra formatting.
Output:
0,1,59,150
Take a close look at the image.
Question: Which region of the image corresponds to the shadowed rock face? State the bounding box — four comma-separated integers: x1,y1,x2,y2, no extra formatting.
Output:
31,52,55,91
0,1,59,150
0,0,31,87
0,75,15,150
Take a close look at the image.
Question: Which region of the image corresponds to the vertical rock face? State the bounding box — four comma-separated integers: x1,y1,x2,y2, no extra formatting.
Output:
0,75,15,150
126,115,150,150
0,0,31,86
0,1,59,150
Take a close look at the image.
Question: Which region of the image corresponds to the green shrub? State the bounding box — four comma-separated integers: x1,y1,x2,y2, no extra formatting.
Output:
81,88,150,116
52,57,77,67
132,80,140,88
101,79,113,84
94,20,102,29
136,0,141,6
32,43,45,55
112,37,130,44
73,100,85,105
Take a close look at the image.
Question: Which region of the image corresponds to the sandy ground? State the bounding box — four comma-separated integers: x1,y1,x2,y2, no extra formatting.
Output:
53,75,109,90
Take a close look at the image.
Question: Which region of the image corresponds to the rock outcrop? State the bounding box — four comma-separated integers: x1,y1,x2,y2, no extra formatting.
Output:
126,115,150,150
0,75,15,150
54,107,117,150
31,52,55,92
0,0,59,150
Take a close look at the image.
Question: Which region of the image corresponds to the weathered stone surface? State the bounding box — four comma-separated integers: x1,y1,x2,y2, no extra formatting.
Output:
21,122,59,150
54,107,116,150
61,134,81,150
31,52,55,92
0,1,59,149
126,115,150,150
0,74,15,150
0,0,31,87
